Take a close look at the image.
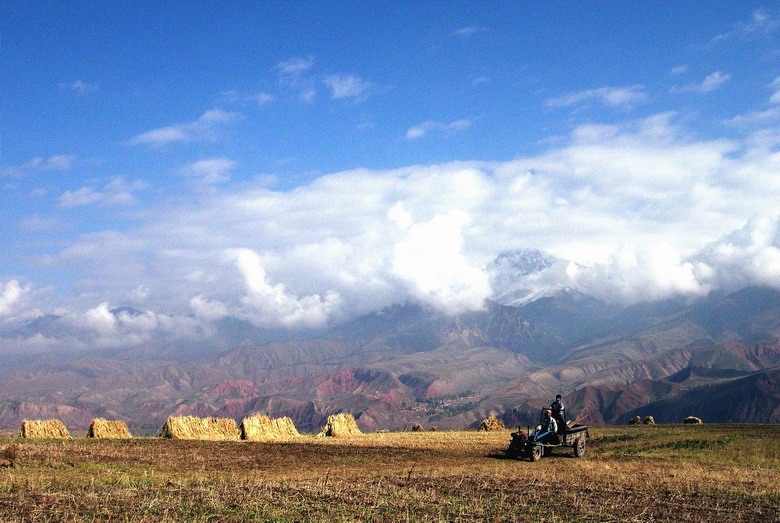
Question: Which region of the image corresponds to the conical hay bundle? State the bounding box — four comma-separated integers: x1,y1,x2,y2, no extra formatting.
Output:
478,415,505,432
317,413,362,437
628,416,642,425
683,416,703,424
87,418,132,439
20,419,70,439
642,416,656,425
157,416,240,441
240,414,300,441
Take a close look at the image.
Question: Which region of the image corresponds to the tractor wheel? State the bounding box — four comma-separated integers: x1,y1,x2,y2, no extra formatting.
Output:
530,444,543,462
573,437,586,458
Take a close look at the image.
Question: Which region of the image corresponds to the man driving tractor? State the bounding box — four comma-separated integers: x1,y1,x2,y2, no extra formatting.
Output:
535,409,558,443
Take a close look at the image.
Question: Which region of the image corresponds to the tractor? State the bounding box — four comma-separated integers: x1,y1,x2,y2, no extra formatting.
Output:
506,407,589,461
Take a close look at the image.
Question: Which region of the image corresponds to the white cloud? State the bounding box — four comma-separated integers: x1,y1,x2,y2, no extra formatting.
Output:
392,212,491,313
35,303,210,350
128,109,241,147
770,76,780,104
450,26,488,38
710,8,779,44
0,280,27,316
669,65,689,76
275,56,314,78
322,75,372,100
180,158,235,185
256,92,275,105
299,88,317,103
671,71,731,93
189,294,229,321
58,177,148,208
2,155,76,177
544,85,648,109
59,80,98,95
230,248,340,328
568,243,711,303
693,216,780,291
406,119,471,139
275,56,318,101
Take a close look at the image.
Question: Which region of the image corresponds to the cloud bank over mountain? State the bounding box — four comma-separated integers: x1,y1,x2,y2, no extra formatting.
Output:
2,112,778,352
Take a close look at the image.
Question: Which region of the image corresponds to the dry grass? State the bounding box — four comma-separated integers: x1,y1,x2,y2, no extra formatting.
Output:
317,413,362,437
87,419,132,439
0,425,777,521
157,416,240,441
19,419,70,439
240,414,300,441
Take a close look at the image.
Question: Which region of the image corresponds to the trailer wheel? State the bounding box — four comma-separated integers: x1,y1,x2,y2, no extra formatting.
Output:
573,437,586,458
530,444,543,462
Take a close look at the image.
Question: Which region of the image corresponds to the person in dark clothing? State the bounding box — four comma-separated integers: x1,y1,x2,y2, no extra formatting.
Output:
551,394,565,431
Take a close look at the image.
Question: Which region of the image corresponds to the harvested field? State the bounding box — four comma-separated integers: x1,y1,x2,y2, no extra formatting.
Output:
240,414,300,441
87,419,132,439
317,413,362,437
157,416,240,441
0,425,777,521
19,419,70,439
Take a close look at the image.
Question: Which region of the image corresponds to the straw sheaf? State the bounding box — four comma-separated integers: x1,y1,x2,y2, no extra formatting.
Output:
87,418,132,439
240,414,300,441
317,413,362,437
20,419,71,439
158,416,241,441
478,415,505,432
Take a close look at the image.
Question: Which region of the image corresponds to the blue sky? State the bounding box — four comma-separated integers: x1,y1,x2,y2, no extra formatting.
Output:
1,2,780,350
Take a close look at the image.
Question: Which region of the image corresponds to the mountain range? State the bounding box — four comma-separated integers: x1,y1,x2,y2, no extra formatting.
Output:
1,282,779,433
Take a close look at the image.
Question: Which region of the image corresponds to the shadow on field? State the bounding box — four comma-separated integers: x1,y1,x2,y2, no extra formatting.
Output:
486,451,576,461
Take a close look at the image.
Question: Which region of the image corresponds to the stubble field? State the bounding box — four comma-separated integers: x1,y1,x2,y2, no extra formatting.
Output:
0,424,778,522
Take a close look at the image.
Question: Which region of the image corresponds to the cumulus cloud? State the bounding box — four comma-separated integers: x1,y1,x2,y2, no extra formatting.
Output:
693,216,780,291
671,71,731,93
544,85,648,109
392,211,491,313
406,119,471,139
567,243,711,303
230,248,341,328
128,109,241,147
58,177,149,208
0,280,27,316
322,75,372,100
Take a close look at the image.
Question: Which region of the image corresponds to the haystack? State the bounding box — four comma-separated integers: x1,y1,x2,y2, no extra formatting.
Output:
643,416,656,425
683,416,703,424
628,416,642,425
479,415,505,432
411,423,424,432
157,416,240,441
20,419,70,439
87,418,132,439
240,414,300,441
317,413,362,437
